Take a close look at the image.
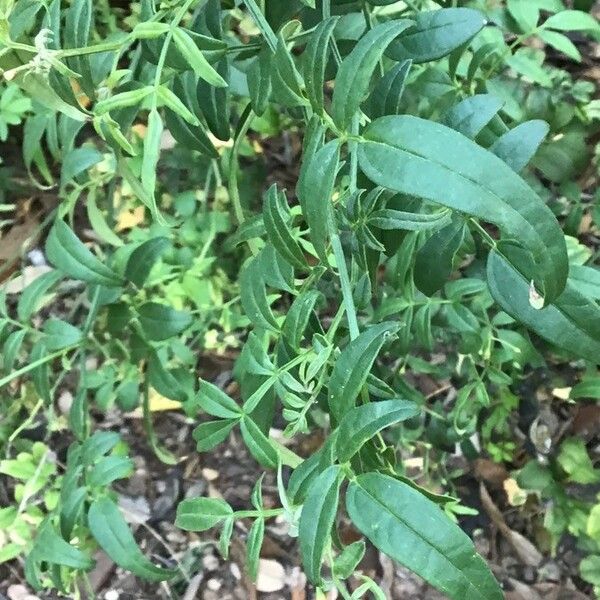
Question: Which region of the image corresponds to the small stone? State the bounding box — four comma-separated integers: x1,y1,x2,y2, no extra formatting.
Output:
202,553,220,571
57,390,73,414
105,591,119,600
256,559,286,593
202,467,219,481
206,578,221,591
230,562,241,579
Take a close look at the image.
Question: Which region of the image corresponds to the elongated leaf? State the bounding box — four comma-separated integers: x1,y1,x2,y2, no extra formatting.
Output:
125,237,170,287
387,8,486,63
366,59,412,119
490,120,549,172
197,380,242,418
87,192,123,247
335,400,420,462
193,419,238,452
297,140,339,265
272,34,306,107
240,258,279,331
164,108,218,157
246,517,265,580
32,521,93,570
331,20,413,130
61,147,103,191
247,48,273,116
88,456,134,487
176,497,233,531
197,59,231,140
46,220,121,287
414,219,466,296
172,27,227,86
3,329,25,371
358,115,568,302
142,108,162,196
263,185,307,269
43,319,83,350
17,270,63,321
240,416,278,468
148,351,189,403
347,473,503,600
282,289,322,349
368,208,451,231
258,245,294,293
303,16,339,115
444,94,503,139
88,496,175,581
299,465,342,583
487,249,600,363
138,303,192,341
328,322,400,420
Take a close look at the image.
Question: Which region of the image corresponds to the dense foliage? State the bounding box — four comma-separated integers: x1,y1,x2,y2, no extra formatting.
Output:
0,0,599,597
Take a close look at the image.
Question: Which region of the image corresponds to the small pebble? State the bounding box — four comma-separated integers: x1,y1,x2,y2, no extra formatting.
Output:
202,553,220,571
206,578,222,591
105,592,119,600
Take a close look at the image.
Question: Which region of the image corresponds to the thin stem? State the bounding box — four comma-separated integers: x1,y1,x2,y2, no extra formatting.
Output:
243,0,278,52
234,507,284,519
0,347,75,390
331,233,360,340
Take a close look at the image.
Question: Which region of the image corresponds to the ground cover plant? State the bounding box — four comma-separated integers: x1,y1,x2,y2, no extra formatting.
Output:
0,0,599,598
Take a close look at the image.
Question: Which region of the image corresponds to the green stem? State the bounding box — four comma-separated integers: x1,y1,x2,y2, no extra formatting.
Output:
0,347,75,390
331,233,360,340
229,103,260,255
234,507,284,519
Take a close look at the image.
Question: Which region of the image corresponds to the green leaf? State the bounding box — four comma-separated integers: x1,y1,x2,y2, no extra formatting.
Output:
60,147,103,191
94,87,154,114
557,438,599,484
297,140,339,265
486,249,600,363
366,59,412,119
176,497,233,531
263,184,307,270
43,319,83,351
506,50,552,87
193,419,238,452
543,9,600,32
387,8,486,63
3,329,26,372
197,380,242,418
45,220,121,287
247,48,273,116
172,27,227,87
240,416,278,468
197,59,231,141
88,496,175,581
368,208,451,232
328,322,400,420
17,270,63,321
489,120,549,172
32,520,93,570
125,237,171,287
538,29,581,61
580,555,600,586
87,456,134,487
414,219,466,296
444,94,503,139
335,400,420,462
258,245,294,293
334,541,366,579
86,192,124,247
331,20,414,130
346,473,503,600
272,34,307,107
31,341,51,406
156,85,199,125
303,16,339,115
164,108,218,157
138,302,192,341
299,465,343,584
507,0,540,31
141,108,163,196
148,351,189,403
246,517,265,580
240,258,279,331
358,115,568,302
282,289,322,349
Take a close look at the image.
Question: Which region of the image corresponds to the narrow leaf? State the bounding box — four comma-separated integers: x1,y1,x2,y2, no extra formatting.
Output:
328,322,400,420
346,473,503,600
